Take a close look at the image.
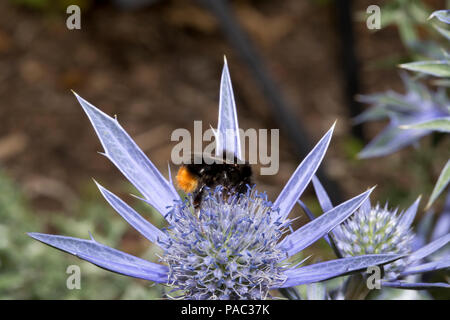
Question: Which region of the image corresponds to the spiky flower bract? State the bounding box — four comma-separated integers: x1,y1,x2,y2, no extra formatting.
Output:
28,59,402,300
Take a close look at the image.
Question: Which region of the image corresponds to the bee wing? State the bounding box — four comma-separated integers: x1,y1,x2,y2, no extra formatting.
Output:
215,57,243,162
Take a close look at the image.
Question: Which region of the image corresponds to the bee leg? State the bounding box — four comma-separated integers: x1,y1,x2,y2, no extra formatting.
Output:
193,194,201,208
193,185,206,208
234,181,246,195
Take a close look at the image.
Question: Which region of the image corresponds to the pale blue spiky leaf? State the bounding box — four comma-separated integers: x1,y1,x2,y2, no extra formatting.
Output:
400,117,450,132
353,94,419,125
398,196,421,229
215,57,242,160
382,280,450,289
28,232,168,283
274,123,335,220
429,10,450,24
358,122,429,159
427,159,450,209
297,200,343,259
73,92,179,218
399,60,450,77
279,187,374,257
95,181,167,244
408,233,450,263
400,256,450,276
431,193,450,241
279,254,402,288
311,175,333,212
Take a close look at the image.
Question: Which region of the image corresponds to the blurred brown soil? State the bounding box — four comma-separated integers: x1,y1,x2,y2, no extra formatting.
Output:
0,0,446,237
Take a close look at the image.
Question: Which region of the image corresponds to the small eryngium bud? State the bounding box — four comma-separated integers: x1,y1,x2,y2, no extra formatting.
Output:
334,203,414,278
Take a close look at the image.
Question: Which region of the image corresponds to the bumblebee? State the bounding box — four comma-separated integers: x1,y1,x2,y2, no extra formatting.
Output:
175,152,252,208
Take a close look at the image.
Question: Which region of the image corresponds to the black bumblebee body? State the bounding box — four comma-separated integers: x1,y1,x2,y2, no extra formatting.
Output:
176,153,252,208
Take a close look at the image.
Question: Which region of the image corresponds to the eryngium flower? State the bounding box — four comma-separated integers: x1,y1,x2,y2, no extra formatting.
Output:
311,177,450,289
335,203,413,256
28,59,402,299
334,202,415,279
355,73,450,159
161,187,288,299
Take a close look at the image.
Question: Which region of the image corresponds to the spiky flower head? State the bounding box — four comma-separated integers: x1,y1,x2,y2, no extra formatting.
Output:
334,203,414,256
334,203,415,278
160,187,288,299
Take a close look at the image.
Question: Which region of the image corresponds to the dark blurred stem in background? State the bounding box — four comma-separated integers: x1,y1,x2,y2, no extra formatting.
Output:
197,0,343,204
334,0,366,142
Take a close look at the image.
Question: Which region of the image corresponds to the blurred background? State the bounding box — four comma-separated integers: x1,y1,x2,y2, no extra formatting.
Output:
0,0,448,299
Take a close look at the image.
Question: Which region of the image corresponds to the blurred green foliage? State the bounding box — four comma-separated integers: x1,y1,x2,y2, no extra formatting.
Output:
358,0,450,69
0,170,165,299
380,0,431,47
